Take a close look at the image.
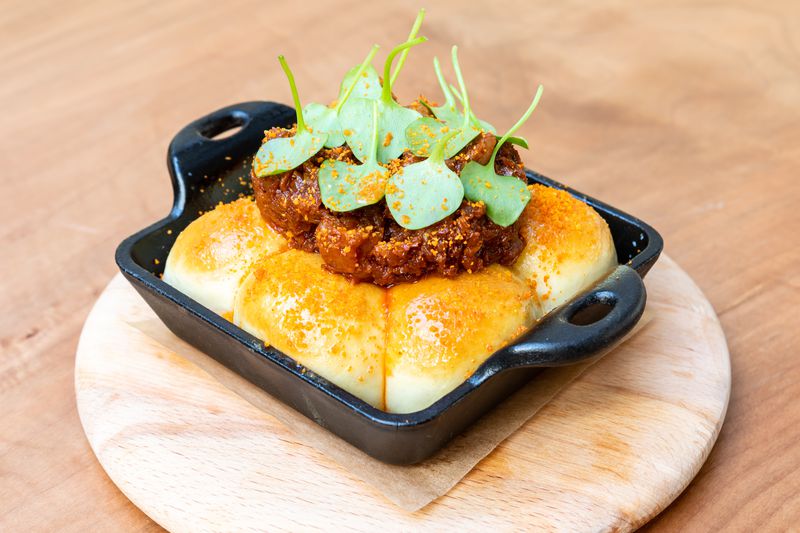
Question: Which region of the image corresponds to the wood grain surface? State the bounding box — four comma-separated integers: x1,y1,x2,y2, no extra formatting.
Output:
74,257,728,532
1,0,799,531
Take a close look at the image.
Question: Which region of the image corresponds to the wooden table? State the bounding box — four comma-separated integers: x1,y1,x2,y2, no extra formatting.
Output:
2,0,798,530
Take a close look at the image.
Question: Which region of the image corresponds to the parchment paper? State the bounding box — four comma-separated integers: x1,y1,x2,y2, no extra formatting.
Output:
130,314,650,512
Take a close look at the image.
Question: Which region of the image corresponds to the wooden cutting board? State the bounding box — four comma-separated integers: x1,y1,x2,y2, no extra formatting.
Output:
74,255,730,532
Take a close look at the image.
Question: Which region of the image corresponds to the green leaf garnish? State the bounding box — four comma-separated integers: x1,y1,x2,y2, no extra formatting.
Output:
386,129,464,229
331,8,425,104
424,56,462,125
460,85,543,227
339,37,427,163
448,83,529,148
302,104,343,148
390,9,425,86
253,56,327,177
404,46,481,159
449,82,495,133
318,101,390,211
505,136,529,149
305,45,380,148
336,63,382,101
404,116,451,158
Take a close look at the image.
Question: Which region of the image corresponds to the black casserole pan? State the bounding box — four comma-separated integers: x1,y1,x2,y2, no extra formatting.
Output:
116,101,663,465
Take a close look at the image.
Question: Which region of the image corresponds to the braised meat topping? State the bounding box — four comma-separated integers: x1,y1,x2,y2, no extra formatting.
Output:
252,118,528,286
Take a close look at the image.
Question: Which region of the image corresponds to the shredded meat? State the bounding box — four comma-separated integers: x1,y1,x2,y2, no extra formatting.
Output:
251,113,528,286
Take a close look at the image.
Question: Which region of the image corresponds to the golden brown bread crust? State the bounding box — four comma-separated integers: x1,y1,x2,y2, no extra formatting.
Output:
164,184,618,412
162,198,287,316
512,184,617,314
233,250,386,408
384,266,535,412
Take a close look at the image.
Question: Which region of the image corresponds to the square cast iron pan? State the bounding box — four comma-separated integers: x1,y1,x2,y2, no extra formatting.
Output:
116,101,663,465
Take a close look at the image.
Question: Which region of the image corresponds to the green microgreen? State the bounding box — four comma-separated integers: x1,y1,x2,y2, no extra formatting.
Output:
405,46,481,159
504,136,529,149
390,9,425,86
253,56,328,177
330,8,425,105
318,101,390,211
424,56,462,124
339,37,427,163
449,82,495,133
460,84,544,227
336,62,382,101
304,45,380,148
404,116,451,159
448,83,529,148
386,129,464,229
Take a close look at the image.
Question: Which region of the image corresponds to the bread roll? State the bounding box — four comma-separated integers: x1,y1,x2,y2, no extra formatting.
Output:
234,250,386,408
163,198,287,318
512,184,617,315
384,265,535,413
163,187,617,413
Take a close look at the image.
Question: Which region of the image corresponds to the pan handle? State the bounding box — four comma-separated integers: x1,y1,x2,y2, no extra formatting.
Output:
481,265,646,374
165,101,295,215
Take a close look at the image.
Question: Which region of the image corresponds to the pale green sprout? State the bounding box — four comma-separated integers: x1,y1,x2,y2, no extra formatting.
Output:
253,56,328,177
332,8,425,103
449,85,529,149
448,82,495,133
386,129,464,230
420,56,462,124
404,46,481,159
304,45,380,148
336,61,382,101
460,85,544,227
318,101,390,212
338,37,427,164
503,135,530,149
390,8,425,86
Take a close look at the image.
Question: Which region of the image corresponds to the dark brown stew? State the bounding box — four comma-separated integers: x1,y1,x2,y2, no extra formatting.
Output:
252,101,529,286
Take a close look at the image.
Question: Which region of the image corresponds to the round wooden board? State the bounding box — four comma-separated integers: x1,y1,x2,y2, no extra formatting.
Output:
75,255,729,532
